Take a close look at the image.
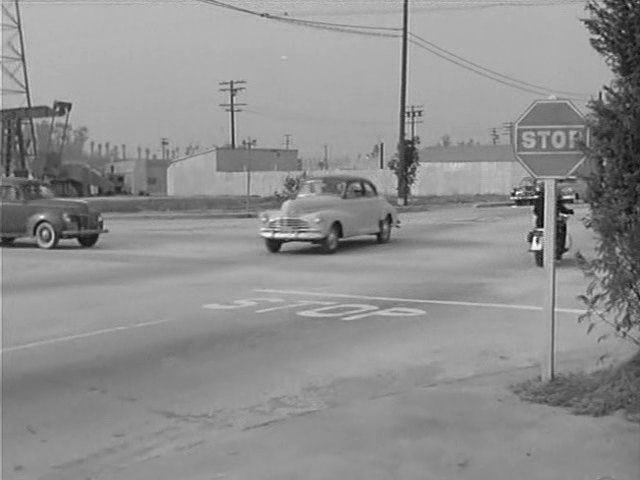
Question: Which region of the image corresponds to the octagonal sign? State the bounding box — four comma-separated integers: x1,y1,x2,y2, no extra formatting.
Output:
513,99,589,178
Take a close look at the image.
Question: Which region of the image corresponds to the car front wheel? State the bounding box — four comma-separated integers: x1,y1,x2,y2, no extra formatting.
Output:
376,216,392,244
35,221,59,249
78,234,100,248
265,238,282,253
320,224,340,254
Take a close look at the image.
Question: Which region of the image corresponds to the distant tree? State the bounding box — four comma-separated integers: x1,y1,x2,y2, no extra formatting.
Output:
576,0,640,345
33,121,89,160
276,171,307,200
440,134,451,148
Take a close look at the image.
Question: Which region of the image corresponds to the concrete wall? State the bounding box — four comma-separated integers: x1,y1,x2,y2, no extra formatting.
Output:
111,158,170,195
216,147,300,172
167,151,531,197
146,159,170,195
167,150,217,196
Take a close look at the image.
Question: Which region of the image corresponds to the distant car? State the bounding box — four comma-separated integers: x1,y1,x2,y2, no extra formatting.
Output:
510,177,540,206
558,184,578,203
259,175,399,254
0,177,108,249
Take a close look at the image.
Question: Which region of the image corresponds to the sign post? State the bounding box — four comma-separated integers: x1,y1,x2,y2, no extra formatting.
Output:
513,99,588,381
542,177,557,381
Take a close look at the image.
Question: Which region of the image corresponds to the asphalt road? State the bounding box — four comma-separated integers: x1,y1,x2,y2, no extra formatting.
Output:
1,204,628,479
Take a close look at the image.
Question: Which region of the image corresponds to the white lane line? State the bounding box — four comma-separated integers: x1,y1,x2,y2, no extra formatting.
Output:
2,319,172,354
253,289,585,315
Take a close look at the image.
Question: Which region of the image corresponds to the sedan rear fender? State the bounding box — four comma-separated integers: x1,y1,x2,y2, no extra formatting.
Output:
26,212,64,236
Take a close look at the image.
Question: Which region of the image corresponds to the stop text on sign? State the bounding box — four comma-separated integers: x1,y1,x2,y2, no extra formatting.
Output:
516,127,586,152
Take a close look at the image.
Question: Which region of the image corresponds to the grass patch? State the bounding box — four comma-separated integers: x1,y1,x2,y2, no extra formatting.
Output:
511,351,640,422
85,194,510,213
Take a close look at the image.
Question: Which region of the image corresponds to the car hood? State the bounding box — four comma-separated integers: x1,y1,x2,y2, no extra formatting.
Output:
28,198,92,213
281,196,342,216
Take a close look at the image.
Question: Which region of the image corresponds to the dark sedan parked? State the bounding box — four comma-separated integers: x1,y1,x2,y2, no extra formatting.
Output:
0,177,108,249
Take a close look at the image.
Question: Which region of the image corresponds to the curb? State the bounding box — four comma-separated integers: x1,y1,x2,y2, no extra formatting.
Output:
103,211,258,220
474,201,514,208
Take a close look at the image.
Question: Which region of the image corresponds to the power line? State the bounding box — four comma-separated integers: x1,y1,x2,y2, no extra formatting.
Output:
196,0,590,100
409,32,588,98
409,37,588,100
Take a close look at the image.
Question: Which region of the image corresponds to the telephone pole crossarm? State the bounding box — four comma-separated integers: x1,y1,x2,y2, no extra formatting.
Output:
219,80,247,148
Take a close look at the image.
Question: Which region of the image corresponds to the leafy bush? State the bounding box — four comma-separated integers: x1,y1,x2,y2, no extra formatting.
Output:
275,172,307,201
576,0,640,345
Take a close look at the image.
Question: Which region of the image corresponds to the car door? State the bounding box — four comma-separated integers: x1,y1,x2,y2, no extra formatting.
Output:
361,180,382,233
342,180,369,236
0,185,28,236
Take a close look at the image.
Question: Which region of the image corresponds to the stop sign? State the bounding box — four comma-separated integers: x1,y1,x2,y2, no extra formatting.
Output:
513,99,589,178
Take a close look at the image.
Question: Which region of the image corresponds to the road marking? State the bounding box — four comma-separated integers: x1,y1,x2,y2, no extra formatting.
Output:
253,289,585,315
1,319,172,354
256,300,337,313
202,297,427,321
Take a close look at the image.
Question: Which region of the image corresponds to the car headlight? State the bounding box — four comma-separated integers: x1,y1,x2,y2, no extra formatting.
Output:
313,216,323,224
260,213,270,223
62,213,76,224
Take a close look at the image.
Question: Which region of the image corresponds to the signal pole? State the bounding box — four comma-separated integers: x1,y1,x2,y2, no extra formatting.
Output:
283,133,292,149
397,0,409,205
241,137,257,212
219,80,246,149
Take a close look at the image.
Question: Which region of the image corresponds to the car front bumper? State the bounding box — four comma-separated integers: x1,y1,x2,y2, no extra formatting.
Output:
260,228,325,242
61,228,109,238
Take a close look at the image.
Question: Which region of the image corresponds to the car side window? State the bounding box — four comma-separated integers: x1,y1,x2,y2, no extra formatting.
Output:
345,181,364,199
0,186,19,201
363,181,377,197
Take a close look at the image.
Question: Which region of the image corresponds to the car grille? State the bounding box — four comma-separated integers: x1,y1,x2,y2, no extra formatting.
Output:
69,214,95,230
267,218,310,231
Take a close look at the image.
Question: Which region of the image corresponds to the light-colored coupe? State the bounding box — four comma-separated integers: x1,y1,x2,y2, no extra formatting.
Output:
259,175,400,253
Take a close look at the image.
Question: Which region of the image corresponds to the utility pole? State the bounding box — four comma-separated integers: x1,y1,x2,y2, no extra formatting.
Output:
379,141,384,169
406,105,424,143
241,137,257,212
502,122,514,145
219,80,246,149
489,127,500,145
323,144,329,170
397,0,409,205
161,137,169,160
283,133,292,150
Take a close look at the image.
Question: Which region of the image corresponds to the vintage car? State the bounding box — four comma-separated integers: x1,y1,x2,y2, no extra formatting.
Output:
0,176,108,249
510,177,540,206
259,175,399,253
558,183,578,204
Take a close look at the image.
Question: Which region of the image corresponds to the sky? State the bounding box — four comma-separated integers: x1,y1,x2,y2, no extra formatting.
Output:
4,0,612,161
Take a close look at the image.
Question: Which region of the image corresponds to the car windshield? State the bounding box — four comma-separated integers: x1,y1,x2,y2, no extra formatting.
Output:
297,179,346,197
23,183,56,200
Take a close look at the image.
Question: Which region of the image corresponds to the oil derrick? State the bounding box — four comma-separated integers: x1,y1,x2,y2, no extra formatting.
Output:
2,0,37,176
